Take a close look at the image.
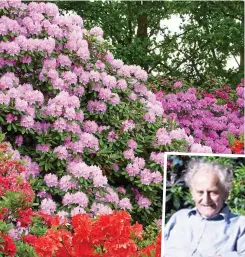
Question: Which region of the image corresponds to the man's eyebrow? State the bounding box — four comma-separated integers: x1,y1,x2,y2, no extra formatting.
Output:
196,188,219,192
208,188,219,191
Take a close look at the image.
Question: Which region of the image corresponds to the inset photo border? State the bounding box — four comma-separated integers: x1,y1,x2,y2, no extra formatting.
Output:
161,152,245,257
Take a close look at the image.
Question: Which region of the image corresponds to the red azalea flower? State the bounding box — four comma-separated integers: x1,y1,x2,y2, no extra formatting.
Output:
91,211,131,245
56,247,73,257
0,143,7,151
34,233,61,257
72,239,97,257
23,234,38,247
37,211,62,227
231,139,244,154
104,238,138,257
155,232,162,257
0,174,34,205
138,242,155,256
0,233,17,257
89,214,113,245
0,176,12,196
17,208,35,226
0,207,8,220
55,230,73,257
130,222,143,240
72,213,93,240
49,215,63,227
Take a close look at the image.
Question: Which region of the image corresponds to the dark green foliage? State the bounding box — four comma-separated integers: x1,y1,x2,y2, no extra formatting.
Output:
56,1,244,86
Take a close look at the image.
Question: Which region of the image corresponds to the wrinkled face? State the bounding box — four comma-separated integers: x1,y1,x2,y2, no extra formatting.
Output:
191,170,228,218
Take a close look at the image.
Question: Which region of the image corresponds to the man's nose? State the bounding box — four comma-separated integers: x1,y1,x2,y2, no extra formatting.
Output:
202,192,211,203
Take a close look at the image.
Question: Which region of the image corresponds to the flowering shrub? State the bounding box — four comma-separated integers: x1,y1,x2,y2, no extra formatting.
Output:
156,79,244,154
0,137,161,257
33,211,161,257
0,0,212,226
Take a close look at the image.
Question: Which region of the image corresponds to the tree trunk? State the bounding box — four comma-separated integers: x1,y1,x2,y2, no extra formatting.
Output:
136,2,149,71
240,47,244,68
137,8,148,38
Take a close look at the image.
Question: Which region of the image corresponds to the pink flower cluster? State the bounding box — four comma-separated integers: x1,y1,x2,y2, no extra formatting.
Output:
67,161,108,187
43,91,80,120
22,156,40,179
108,131,118,142
0,16,22,36
122,143,163,193
150,152,165,167
40,198,56,214
59,175,77,192
121,120,135,132
155,127,211,153
0,74,44,130
95,187,132,211
90,203,113,215
66,133,99,153
62,191,88,208
44,173,58,187
132,188,152,209
53,146,69,160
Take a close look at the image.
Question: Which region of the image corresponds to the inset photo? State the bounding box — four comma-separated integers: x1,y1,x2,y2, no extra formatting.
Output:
162,153,245,257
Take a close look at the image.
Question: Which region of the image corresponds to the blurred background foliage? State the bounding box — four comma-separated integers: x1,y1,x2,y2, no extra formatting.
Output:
165,155,245,223
56,1,244,87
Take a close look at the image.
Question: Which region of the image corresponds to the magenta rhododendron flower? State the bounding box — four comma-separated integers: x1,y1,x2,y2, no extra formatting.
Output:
157,83,244,154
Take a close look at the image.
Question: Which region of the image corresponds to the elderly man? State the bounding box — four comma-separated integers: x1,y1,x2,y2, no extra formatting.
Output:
164,160,245,257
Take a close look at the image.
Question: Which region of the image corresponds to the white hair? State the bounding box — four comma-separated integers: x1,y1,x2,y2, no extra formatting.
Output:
185,159,233,193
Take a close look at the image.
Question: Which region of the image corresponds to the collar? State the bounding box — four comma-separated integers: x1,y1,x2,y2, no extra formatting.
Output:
187,204,230,222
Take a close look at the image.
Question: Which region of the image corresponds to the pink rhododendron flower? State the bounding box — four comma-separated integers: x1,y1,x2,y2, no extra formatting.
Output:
40,199,56,214
123,149,135,160
54,146,69,160
44,174,58,187
137,195,151,209
91,203,113,215
118,198,132,210
127,139,137,150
